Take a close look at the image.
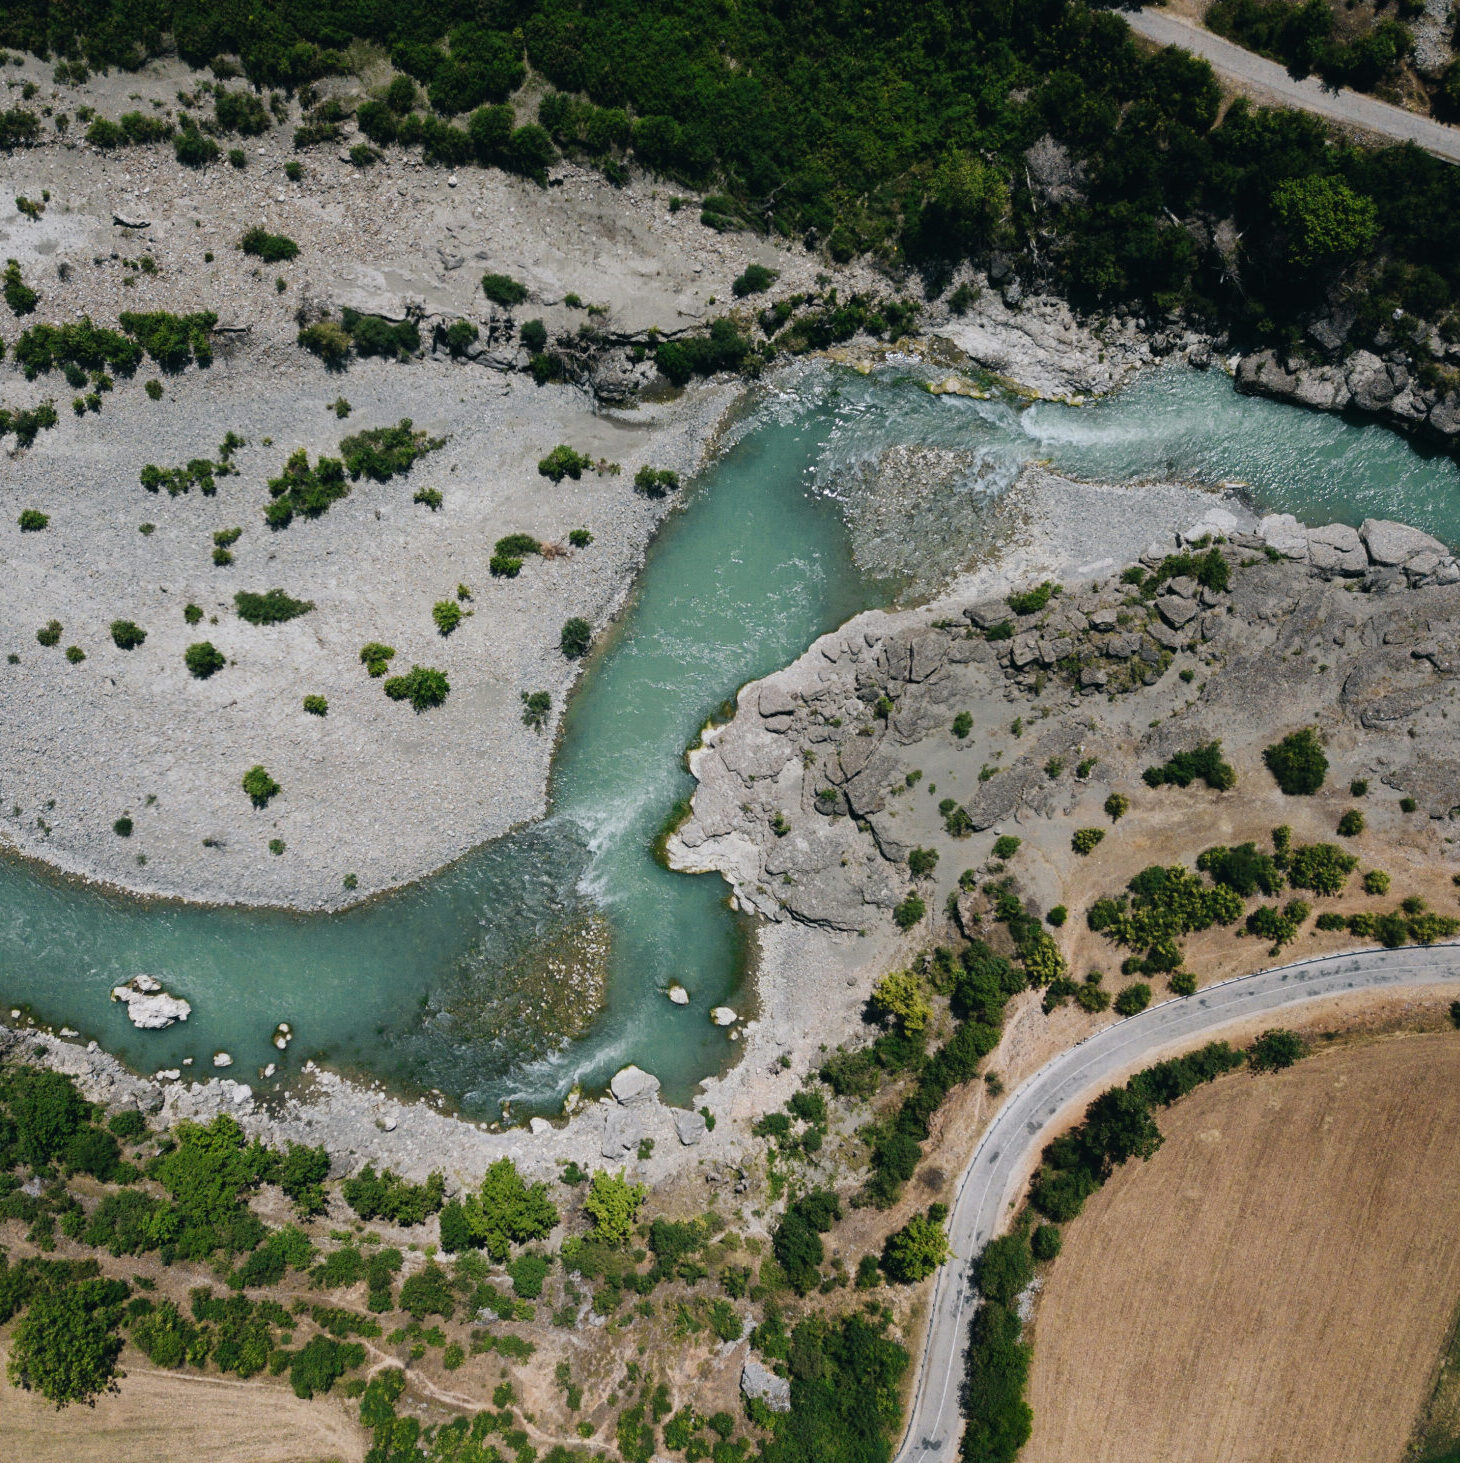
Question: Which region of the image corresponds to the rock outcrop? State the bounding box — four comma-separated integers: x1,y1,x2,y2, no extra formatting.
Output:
672,510,1460,934
1236,347,1460,452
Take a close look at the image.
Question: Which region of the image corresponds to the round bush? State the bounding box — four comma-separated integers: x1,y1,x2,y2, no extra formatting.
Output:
1114,982,1152,1017
110,619,146,650
560,617,592,659
242,765,280,808
1263,728,1328,795
18,509,48,531
184,641,225,679
1030,1224,1062,1263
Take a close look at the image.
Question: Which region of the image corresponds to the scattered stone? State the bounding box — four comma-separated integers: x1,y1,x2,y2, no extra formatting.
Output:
212,1051,233,1068
710,1007,738,1026
666,982,691,1005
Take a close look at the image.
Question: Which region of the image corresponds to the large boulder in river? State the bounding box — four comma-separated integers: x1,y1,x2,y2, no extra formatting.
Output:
609,1064,661,1106
110,975,190,1029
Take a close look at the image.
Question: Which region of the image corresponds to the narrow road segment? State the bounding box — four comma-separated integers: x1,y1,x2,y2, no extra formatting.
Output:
1125,8,1460,163
892,943,1460,1462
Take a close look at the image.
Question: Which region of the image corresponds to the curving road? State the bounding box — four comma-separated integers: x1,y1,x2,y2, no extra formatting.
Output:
892,943,1460,1463
1124,8,1460,163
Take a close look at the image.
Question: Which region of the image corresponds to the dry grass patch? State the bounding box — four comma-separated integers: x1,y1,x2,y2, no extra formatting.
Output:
1023,1031,1460,1463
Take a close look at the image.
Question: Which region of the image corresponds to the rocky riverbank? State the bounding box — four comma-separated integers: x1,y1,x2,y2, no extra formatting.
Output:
671,494,1460,1061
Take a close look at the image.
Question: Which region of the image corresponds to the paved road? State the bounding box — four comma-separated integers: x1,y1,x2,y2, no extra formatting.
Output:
891,943,1460,1463
1125,8,1460,163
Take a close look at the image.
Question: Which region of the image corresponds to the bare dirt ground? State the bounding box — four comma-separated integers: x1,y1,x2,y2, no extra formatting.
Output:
1022,1027,1460,1463
0,1343,365,1463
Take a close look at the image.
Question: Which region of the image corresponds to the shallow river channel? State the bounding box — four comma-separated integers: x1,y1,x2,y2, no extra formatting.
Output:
4,364,1460,1116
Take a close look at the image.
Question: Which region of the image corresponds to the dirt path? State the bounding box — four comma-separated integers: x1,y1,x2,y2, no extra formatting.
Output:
1125,7,1460,161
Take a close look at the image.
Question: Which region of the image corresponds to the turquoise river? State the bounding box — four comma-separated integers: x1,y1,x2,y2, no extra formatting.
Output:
4,363,1460,1116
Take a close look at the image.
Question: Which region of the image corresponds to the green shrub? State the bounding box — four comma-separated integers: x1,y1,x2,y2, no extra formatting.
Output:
1114,982,1151,1017
569,528,592,547
482,273,529,306
1264,727,1328,794
342,1166,445,1226
263,448,348,527
297,319,351,366
113,816,133,837
952,711,973,738
1071,827,1105,855
633,465,680,497
1196,842,1284,897
185,641,225,678
1286,842,1357,895
908,846,939,878
432,599,463,635
359,642,395,677
1401,796,1418,813
174,128,220,167
1337,808,1365,837
228,147,246,168
992,835,1021,860
539,445,594,482
4,257,37,315
36,619,62,647
560,617,593,659
17,508,48,530
341,309,418,360
338,420,441,481
215,89,270,136
384,665,450,711
731,262,778,297
1007,581,1056,615
1030,1223,1062,1262
1169,970,1197,996
491,532,542,577
234,589,313,625
109,619,146,650
1104,792,1130,821
893,894,926,930
1248,1029,1306,1072
303,695,327,716
1143,742,1235,791
242,766,280,808
521,690,551,730
65,645,85,663
1363,869,1390,895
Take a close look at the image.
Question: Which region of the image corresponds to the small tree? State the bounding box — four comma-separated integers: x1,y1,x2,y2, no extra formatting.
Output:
870,970,930,1032
1264,728,1328,795
109,619,146,649
242,765,280,808
8,1280,127,1407
1114,982,1151,1017
1071,827,1105,855
384,665,450,711
521,690,551,730
584,1170,646,1245
880,1208,949,1284
893,894,925,930
1249,1028,1306,1072
560,617,592,659
432,599,463,635
184,641,225,679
